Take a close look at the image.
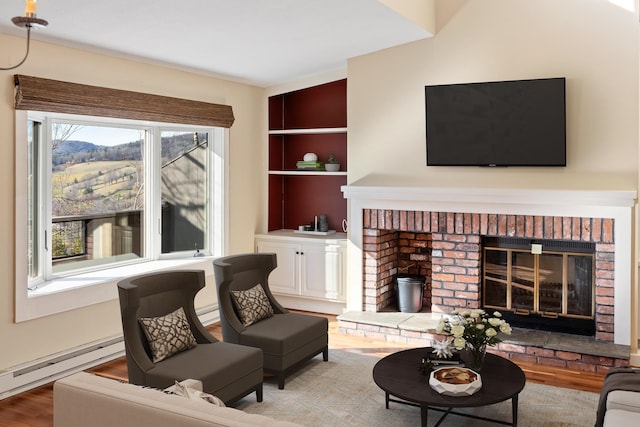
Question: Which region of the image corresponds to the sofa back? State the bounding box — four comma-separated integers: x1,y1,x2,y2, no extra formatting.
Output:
53,372,303,427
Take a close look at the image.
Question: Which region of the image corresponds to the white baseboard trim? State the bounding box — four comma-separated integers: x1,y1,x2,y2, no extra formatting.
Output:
0,305,220,400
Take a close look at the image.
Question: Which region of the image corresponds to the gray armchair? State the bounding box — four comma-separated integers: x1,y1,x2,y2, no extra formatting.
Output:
117,269,264,404
213,253,328,389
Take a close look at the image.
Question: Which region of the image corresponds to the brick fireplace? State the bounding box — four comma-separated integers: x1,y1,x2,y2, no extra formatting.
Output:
342,185,635,347
362,210,613,340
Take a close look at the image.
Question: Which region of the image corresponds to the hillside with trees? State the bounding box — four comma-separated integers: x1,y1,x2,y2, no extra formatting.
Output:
52,132,199,217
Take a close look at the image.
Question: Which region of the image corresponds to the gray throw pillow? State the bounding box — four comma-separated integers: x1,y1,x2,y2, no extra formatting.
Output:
138,307,197,363
230,284,274,327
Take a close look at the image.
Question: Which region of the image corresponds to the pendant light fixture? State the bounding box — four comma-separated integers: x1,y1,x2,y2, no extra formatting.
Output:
1,0,48,70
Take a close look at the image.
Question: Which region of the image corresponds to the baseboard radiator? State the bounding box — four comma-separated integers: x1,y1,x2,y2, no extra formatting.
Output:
0,306,220,400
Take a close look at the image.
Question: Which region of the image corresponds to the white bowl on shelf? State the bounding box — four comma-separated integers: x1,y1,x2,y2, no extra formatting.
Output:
325,163,340,172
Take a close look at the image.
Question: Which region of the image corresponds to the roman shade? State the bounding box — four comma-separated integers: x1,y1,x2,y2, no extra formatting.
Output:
14,74,234,128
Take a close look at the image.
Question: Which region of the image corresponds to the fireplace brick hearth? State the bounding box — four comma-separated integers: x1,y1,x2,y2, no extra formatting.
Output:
336,310,629,373
363,209,615,342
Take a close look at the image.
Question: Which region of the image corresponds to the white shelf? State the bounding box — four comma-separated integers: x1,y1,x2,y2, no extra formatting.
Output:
269,170,347,176
268,127,347,135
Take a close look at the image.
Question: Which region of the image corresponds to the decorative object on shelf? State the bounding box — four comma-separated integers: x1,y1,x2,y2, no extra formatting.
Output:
296,160,324,170
318,214,328,232
297,153,324,170
341,219,348,232
435,309,512,372
293,216,336,235
324,153,340,172
1,0,49,71
429,367,482,396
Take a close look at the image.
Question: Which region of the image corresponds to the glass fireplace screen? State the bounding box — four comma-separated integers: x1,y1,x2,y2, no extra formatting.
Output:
483,239,594,320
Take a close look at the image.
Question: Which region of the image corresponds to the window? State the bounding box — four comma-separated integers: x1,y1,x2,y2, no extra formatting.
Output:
16,111,228,321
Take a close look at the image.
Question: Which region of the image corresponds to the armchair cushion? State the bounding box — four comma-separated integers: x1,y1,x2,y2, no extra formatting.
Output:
238,312,327,356
230,284,274,327
144,340,263,403
139,307,197,362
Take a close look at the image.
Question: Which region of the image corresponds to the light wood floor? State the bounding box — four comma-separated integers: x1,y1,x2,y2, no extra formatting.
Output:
0,313,605,427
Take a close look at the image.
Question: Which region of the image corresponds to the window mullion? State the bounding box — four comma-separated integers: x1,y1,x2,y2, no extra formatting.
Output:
212,127,227,257
42,118,54,281
148,127,161,259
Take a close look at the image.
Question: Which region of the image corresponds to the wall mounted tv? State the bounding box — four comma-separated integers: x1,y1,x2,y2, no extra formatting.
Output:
425,77,566,167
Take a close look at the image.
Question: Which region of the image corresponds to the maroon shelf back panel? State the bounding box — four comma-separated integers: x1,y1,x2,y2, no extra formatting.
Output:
282,80,347,129
269,95,284,130
269,135,284,170
268,174,284,232
282,133,347,170
281,175,347,232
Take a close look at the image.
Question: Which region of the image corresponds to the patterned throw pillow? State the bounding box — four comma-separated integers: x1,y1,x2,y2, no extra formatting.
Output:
138,307,197,363
230,284,274,327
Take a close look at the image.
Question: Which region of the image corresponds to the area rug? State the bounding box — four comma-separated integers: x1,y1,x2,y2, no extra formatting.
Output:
233,349,599,427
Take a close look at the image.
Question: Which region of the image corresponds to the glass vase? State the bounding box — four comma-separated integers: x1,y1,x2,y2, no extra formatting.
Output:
465,344,487,372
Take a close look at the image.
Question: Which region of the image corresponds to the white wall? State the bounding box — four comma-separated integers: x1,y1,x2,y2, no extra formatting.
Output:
347,0,638,191
0,35,264,370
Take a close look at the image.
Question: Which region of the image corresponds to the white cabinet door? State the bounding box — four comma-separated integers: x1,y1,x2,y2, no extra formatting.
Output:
301,242,344,301
256,239,299,295
299,242,327,299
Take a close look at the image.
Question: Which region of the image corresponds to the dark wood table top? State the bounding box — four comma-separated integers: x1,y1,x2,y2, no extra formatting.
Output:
373,347,526,408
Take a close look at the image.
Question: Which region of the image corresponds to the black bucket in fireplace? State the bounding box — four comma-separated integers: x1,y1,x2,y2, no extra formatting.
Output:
395,274,426,313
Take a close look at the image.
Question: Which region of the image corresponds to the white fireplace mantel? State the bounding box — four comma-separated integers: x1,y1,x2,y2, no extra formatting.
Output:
341,185,637,346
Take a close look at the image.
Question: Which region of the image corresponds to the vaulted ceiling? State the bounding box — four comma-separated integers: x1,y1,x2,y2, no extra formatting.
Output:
0,0,432,87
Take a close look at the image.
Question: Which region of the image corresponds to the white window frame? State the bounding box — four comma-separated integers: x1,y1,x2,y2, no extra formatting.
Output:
14,110,229,322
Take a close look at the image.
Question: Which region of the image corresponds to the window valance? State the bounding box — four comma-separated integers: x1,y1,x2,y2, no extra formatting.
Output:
14,74,234,128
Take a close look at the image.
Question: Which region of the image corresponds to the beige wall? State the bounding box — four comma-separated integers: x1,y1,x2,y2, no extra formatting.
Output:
0,35,264,369
347,0,638,190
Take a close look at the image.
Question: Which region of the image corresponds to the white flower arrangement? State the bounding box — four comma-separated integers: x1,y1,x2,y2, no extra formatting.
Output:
435,309,512,351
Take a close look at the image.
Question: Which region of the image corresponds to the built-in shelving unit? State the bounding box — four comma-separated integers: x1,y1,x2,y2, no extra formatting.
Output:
267,79,347,232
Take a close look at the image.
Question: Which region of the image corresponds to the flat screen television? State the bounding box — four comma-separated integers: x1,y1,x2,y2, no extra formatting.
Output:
425,77,566,167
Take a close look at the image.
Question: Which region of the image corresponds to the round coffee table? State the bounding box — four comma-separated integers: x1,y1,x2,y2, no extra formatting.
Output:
372,347,526,427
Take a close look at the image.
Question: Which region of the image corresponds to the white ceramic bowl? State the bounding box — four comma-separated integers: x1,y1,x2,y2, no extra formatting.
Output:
429,367,482,396
325,163,340,172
